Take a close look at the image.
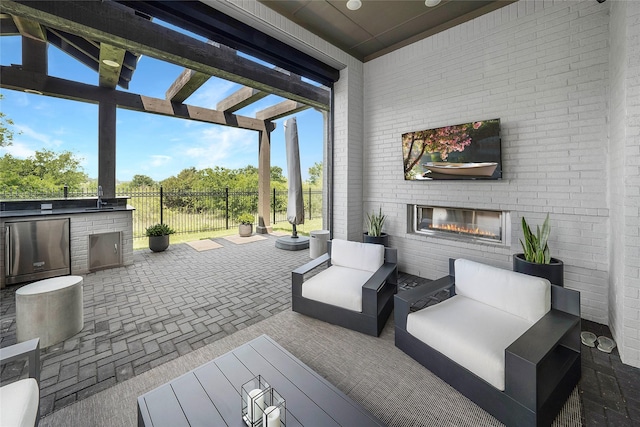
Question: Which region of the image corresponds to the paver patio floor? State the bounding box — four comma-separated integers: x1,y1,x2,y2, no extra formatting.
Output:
1,234,311,416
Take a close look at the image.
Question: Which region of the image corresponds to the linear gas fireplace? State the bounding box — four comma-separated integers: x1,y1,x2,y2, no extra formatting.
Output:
414,205,510,245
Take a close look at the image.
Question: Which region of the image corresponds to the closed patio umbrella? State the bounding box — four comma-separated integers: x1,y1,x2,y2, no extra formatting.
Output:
285,117,304,233
276,117,309,250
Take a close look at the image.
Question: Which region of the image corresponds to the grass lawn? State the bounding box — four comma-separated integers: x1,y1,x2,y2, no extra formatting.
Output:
133,218,325,250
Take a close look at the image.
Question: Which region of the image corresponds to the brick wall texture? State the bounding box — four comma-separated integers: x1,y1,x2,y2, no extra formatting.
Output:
361,0,638,367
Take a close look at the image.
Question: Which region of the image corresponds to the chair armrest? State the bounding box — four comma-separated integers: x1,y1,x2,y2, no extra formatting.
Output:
505,310,580,409
363,263,397,292
292,253,330,276
394,275,455,330
292,253,330,296
362,262,398,315
507,309,580,365
0,338,40,383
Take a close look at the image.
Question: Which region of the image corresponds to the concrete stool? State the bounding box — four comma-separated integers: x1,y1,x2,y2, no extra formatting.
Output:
16,276,84,348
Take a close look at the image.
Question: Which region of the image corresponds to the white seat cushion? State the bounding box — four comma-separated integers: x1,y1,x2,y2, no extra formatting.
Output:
330,239,384,273
454,259,551,323
407,295,533,390
301,265,374,312
0,378,39,427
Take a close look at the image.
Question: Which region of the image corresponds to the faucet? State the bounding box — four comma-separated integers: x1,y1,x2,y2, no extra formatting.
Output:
97,185,107,208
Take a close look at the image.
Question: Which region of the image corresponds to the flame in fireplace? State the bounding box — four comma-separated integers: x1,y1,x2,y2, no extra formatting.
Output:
429,223,498,238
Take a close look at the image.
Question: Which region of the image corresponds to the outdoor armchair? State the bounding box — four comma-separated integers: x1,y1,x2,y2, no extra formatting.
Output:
394,259,581,427
292,239,398,336
0,338,41,427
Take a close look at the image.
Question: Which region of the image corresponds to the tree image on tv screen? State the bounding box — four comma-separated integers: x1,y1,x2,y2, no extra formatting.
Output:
402,119,500,180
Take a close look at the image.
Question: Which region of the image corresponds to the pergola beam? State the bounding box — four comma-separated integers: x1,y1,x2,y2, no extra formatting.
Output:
98,43,126,89
165,68,211,103
1,0,330,110
217,86,268,113
12,15,46,41
0,65,273,133
255,100,311,121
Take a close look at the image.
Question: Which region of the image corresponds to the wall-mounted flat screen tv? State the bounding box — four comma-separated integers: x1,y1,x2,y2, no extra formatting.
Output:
402,118,501,180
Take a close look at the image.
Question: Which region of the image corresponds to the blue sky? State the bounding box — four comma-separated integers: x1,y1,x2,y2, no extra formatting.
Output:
0,28,324,182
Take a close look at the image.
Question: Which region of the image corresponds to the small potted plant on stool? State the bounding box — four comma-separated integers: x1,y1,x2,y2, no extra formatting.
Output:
145,223,175,252
513,213,564,286
363,207,389,246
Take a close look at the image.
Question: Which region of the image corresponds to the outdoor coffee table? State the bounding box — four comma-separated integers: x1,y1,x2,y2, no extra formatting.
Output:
137,334,386,426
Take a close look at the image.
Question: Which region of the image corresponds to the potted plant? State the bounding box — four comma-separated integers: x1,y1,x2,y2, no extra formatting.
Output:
237,213,254,237
145,223,175,252
513,213,564,286
363,207,389,246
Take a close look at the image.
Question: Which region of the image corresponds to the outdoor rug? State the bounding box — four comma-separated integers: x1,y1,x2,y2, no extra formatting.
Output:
39,310,581,427
185,239,223,251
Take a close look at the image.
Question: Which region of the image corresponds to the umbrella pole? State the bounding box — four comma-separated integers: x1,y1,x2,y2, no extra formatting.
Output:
292,223,298,238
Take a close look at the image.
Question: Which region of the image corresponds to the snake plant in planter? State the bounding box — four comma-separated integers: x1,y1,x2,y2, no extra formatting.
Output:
145,223,175,252
513,213,564,286
363,207,389,246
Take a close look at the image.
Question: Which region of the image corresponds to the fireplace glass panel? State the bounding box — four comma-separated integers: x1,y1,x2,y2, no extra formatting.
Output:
416,206,502,243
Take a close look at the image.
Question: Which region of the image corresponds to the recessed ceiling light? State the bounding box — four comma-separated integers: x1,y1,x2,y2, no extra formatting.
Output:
24,89,43,95
346,0,362,11
425,0,442,7
102,59,120,67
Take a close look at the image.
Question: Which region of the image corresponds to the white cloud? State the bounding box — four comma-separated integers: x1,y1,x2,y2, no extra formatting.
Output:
180,126,255,169
14,124,63,148
150,154,172,167
0,141,36,158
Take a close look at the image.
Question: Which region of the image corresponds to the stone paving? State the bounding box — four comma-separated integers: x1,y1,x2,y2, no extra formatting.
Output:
1,236,639,426
1,234,309,416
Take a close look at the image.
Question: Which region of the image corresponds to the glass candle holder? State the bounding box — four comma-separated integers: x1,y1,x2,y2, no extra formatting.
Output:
241,375,270,427
258,387,286,427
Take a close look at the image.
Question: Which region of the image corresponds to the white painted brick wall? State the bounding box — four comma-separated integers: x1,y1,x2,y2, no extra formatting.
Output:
364,0,610,324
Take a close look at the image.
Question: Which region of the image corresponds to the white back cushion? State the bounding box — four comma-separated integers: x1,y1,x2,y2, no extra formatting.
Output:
330,239,384,273
454,259,551,323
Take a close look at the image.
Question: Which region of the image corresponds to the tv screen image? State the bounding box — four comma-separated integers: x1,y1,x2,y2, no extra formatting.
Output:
402,118,501,180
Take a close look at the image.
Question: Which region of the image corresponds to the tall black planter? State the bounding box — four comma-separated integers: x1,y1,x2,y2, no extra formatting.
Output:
513,253,564,287
363,232,389,247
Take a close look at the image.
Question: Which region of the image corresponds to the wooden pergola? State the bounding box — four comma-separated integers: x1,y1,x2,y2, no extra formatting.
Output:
0,0,337,233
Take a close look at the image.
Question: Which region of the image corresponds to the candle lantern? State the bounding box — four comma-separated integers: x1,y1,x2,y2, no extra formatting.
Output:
241,376,270,427
241,376,286,427
258,387,286,427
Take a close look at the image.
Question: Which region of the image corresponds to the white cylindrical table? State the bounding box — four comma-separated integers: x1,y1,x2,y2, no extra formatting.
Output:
16,275,84,348
309,230,330,259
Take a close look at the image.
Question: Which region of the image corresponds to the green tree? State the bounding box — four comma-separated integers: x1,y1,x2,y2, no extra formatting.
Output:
0,149,87,191
307,161,323,186
0,94,18,148
131,174,156,187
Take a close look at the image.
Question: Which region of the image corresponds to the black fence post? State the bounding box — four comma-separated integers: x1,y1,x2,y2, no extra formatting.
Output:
308,187,312,219
160,185,164,225
273,188,276,224
225,187,229,229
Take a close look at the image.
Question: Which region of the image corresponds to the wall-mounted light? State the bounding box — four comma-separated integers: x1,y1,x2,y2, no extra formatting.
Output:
346,0,362,11
101,59,120,67
425,0,442,6
24,89,43,95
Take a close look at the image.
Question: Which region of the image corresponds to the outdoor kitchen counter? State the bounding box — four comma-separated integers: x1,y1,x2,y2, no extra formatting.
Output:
1,198,134,288
0,206,134,218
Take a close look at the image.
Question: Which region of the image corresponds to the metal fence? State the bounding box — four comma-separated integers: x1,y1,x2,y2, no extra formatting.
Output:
0,186,323,239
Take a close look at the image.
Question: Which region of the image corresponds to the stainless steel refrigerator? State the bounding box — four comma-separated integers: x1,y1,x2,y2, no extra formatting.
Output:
5,218,71,285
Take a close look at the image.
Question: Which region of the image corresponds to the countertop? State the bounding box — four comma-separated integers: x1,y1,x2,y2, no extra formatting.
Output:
0,206,134,218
